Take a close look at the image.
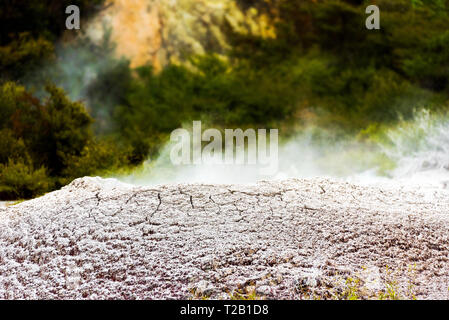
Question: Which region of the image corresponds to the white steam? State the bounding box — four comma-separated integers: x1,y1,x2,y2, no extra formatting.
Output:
120,111,449,189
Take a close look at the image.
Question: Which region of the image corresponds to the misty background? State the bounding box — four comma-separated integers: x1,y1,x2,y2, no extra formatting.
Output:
1,0,449,200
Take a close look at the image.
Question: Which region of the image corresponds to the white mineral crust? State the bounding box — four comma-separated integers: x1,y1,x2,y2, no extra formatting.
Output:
1,177,448,299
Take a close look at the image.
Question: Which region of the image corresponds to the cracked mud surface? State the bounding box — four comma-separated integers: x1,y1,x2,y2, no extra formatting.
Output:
1,177,449,299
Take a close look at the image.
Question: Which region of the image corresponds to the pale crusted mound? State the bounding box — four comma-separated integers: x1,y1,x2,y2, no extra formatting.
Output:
1,177,449,299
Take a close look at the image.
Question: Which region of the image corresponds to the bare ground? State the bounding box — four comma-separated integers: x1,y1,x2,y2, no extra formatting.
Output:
0,177,449,299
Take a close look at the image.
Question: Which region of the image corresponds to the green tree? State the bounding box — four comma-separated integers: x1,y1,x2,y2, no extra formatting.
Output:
0,82,99,198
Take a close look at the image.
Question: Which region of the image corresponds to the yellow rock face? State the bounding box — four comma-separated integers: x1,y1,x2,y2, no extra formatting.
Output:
88,0,277,69
88,0,162,69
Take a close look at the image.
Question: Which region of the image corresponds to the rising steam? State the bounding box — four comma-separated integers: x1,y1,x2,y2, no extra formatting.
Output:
120,110,449,189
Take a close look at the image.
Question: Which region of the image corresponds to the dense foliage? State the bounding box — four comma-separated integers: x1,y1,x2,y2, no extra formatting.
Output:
1,0,449,199
0,83,127,199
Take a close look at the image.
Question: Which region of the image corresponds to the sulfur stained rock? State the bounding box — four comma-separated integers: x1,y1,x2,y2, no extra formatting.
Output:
87,0,278,69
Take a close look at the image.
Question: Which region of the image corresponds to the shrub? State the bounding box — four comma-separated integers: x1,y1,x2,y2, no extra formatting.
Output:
61,139,131,179
0,159,51,200
0,82,129,200
0,129,29,163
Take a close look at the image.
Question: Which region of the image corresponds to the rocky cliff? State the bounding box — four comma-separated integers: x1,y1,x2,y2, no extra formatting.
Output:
87,0,277,69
